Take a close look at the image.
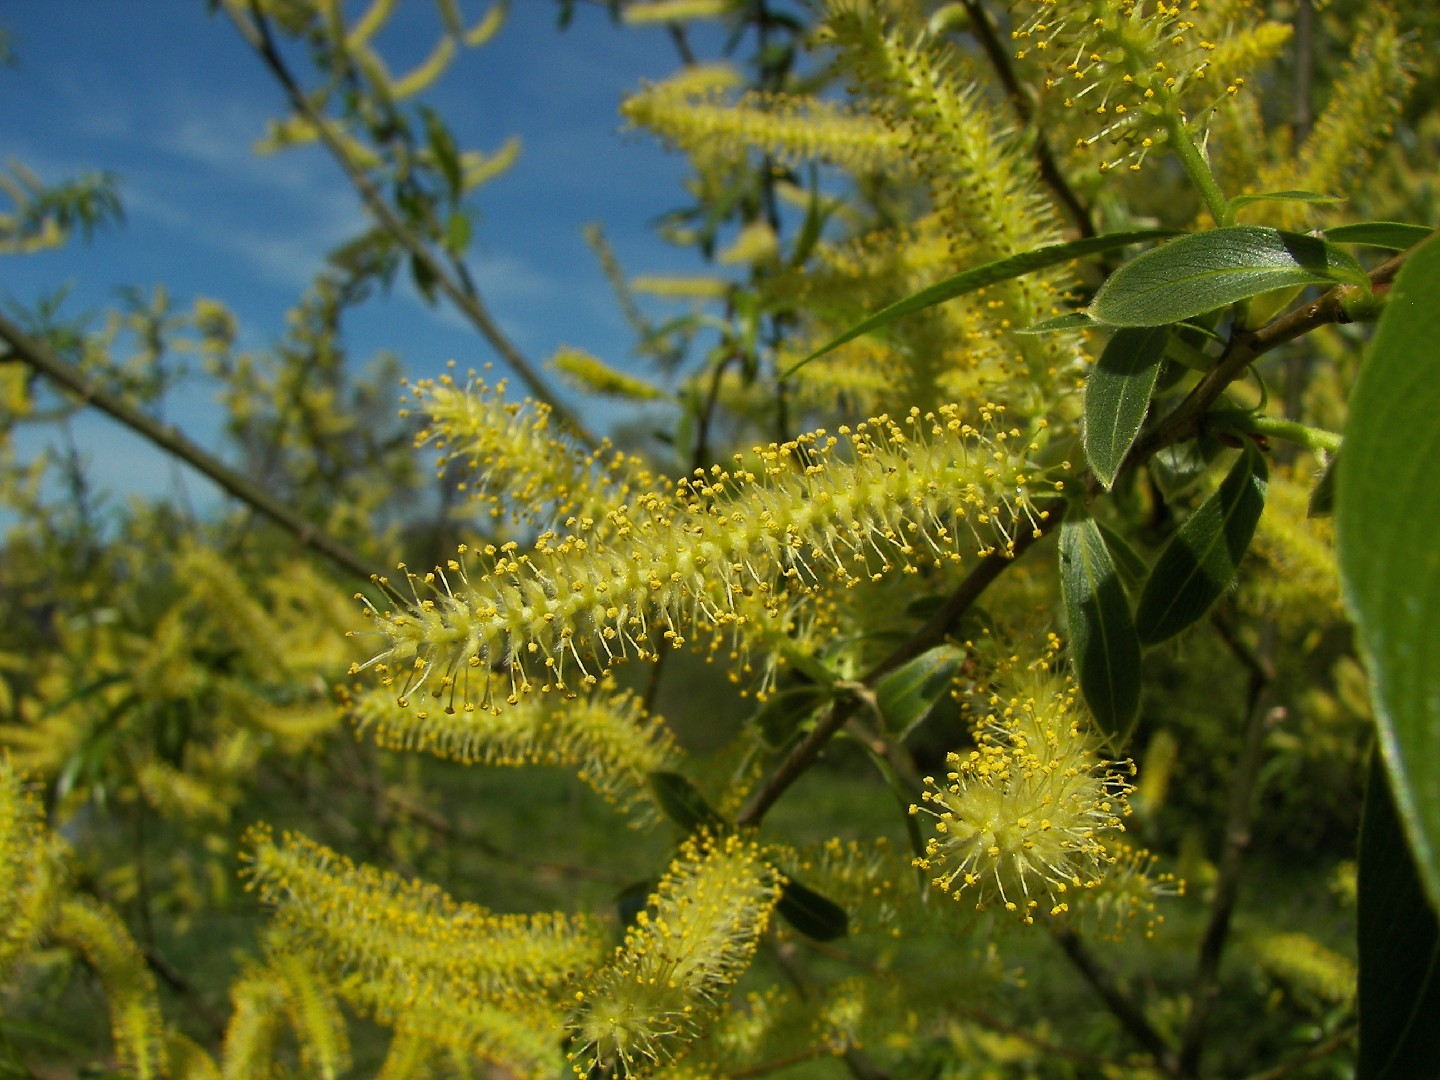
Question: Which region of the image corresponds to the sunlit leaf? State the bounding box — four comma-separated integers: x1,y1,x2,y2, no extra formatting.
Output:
1089,227,1368,327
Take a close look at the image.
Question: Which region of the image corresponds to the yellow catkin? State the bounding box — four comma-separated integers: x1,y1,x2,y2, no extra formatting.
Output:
51,896,168,1080
911,658,1132,924
567,831,784,1077
352,404,1055,714
346,685,681,823
0,757,58,981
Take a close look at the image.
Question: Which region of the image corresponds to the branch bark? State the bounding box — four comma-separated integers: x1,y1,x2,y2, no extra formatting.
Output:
226,1,597,448
0,312,378,583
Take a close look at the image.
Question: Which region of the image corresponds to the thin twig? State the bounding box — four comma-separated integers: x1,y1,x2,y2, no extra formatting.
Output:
1175,616,1277,1077
0,312,377,583
1241,1025,1356,1080
1052,927,1177,1070
225,2,596,448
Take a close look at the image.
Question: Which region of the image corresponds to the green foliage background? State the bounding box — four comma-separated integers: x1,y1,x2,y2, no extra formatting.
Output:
2,0,1438,1077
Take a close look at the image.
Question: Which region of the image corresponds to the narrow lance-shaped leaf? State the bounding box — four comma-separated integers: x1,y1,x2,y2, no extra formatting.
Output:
1228,190,1343,213
1307,452,1338,518
1356,754,1440,1078
1084,326,1171,489
1060,515,1142,743
1020,311,1098,335
874,644,965,734
1089,226,1369,327
1324,221,1435,252
783,229,1178,375
776,879,849,942
1337,233,1440,910
647,771,726,833
1135,441,1269,644
753,681,832,749
1096,521,1149,591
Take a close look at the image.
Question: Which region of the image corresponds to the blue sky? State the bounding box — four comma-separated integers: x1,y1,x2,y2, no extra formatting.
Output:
1,1,746,516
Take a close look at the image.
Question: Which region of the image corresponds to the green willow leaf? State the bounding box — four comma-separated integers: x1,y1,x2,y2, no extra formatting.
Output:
1084,326,1170,489
647,771,726,833
1135,442,1269,644
1060,515,1142,743
875,644,965,734
776,879,849,941
1228,189,1343,213
1019,311,1097,335
1088,226,1368,327
1307,452,1338,518
783,229,1177,375
1324,221,1435,252
1096,521,1149,590
753,682,831,749
1357,754,1440,1078
1337,233,1440,909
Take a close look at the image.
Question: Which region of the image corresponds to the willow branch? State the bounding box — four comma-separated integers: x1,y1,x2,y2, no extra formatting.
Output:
1175,617,1276,1077
1052,927,1177,1070
0,313,378,583
225,2,596,449
1129,248,1413,466
736,504,1064,828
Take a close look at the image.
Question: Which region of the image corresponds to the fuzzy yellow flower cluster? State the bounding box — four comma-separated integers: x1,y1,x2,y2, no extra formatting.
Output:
245,827,605,1075
567,830,784,1077
0,757,56,982
621,68,906,175
347,685,680,823
911,666,1131,924
1012,0,1275,172
406,370,655,528
353,402,1056,713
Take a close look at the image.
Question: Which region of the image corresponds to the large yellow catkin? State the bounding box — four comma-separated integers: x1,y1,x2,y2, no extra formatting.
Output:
352,403,1055,714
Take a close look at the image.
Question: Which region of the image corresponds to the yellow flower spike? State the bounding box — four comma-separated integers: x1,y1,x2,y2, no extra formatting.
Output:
347,685,680,824
0,757,60,983
408,370,654,531
1011,0,1289,174
51,896,168,1080
242,828,602,1072
567,832,784,1078
354,403,1049,713
621,74,905,174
